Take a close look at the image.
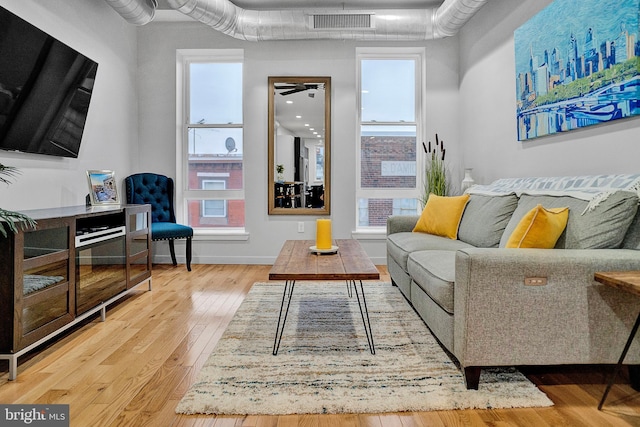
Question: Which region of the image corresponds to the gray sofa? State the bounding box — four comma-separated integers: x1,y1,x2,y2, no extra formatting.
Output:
387,176,640,389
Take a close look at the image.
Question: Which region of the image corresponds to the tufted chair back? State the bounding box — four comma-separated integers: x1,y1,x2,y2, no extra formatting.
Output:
125,172,193,271
125,173,176,224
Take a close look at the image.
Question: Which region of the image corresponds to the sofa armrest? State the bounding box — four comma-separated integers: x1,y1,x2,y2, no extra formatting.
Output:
453,248,640,368
387,215,419,235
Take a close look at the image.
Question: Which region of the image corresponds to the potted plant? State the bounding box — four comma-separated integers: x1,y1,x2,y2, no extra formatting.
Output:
419,134,449,207
276,164,285,182
0,164,36,237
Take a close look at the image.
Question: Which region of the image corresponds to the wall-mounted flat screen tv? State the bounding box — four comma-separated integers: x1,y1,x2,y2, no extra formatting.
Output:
0,6,98,158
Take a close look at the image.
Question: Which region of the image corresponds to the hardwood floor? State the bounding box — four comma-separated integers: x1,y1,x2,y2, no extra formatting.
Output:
1,264,639,426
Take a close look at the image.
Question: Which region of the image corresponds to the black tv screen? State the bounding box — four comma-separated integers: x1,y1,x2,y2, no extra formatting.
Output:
0,6,98,158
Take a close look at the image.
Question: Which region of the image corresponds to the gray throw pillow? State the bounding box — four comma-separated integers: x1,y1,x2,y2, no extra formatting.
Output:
458,193,518,247
499,191,639,249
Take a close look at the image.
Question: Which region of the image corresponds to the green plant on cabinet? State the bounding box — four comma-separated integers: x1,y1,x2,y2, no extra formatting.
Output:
0,164,37,237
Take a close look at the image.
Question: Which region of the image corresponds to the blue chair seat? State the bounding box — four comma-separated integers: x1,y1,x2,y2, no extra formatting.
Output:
151,222,193,241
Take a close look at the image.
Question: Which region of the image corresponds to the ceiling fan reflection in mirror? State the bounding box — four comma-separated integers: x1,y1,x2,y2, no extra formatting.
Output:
275,83,324,96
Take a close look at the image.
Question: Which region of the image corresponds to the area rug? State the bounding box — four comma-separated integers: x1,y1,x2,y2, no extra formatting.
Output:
176,282,553,415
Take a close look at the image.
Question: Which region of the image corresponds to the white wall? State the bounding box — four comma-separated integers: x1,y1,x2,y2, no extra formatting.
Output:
0,0,138,210
11,1,635,266
459,0,640,186
137,22,461,264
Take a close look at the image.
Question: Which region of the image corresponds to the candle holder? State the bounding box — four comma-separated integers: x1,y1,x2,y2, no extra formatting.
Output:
309,245,339,254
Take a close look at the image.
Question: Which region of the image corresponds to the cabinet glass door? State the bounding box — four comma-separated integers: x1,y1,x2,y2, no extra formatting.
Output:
19,219,73,348
126,207,151,287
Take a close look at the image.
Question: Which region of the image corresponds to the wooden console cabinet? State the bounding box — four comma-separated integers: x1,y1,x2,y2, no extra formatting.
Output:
0,204,151,380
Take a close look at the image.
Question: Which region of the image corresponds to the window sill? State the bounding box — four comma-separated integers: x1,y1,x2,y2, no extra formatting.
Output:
193,229,250,241
351,229,387,240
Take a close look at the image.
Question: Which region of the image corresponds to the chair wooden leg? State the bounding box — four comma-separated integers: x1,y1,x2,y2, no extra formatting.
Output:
186,237,192,272
168,239,178,266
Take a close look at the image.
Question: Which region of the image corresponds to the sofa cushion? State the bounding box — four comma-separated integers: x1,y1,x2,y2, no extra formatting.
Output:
499,191,639,249
506,205,569,249
566,191,639,249
413,194,470,239
387,232,473,271
407,250,456,314
458,193,518,247
622,211,640,249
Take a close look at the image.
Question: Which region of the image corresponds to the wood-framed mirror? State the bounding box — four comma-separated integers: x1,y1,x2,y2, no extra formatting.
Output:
268,76,331,215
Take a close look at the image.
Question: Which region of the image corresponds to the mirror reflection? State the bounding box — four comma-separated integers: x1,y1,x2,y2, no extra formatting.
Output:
268,76,331,215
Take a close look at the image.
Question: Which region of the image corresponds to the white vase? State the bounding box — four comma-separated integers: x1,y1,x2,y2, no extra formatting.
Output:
461,168,475,192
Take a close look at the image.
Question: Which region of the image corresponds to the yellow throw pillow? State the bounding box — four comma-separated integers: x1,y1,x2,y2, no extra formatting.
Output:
506,205,569,249
413,194,470,239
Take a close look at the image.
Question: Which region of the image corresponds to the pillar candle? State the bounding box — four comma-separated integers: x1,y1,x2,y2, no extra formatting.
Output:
316,219,332,249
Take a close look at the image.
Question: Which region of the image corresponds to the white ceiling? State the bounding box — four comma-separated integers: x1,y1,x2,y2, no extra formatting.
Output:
228,0,444,9
156,0,444,12
154,1,447,23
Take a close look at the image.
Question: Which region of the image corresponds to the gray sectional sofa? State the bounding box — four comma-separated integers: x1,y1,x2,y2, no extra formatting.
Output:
387,176,640,389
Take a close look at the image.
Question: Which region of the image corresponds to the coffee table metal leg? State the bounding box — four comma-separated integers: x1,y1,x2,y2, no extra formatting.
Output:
347,280,353,298
598,310,640,410
273,280,295,355
353,280,375,355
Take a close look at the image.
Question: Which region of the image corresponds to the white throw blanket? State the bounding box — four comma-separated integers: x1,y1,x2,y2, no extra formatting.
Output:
467,174,640,213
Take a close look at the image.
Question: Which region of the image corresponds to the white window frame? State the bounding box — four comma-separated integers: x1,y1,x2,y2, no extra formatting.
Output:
176,49,246,237
355,47,426,231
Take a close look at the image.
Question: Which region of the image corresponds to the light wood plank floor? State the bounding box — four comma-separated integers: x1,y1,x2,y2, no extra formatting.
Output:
1,264,639,426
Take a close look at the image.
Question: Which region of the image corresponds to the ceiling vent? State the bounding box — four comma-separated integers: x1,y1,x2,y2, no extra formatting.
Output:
310,13,375,30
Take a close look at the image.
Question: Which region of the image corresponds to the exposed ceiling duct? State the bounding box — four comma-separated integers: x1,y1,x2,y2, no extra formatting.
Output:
106,0,489,40
104,0,158,26
432,0,487,38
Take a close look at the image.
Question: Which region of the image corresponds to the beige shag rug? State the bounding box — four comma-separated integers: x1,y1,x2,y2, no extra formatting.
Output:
176,282,553,415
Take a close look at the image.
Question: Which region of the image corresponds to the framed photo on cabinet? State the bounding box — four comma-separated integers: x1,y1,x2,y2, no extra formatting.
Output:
86,170,119,205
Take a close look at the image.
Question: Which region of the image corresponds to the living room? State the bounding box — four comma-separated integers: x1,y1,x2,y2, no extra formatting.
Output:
1,0,639,425
1,0,639,264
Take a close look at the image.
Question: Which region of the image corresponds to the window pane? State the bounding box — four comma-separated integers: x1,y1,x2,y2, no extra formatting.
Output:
361,59,415,122
358,198,419,227
202,180,226,190
188,127,243,190
188,199,244,228
315,146,324,181
203,200,226,217
189,62,242,124
202,180,226,217
360,125,416,188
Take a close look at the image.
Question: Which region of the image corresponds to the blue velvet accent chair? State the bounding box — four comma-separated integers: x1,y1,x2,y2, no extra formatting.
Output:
125,173,193,271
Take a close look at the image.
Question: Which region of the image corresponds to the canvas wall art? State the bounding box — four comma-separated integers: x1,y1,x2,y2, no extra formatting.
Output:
515,0,640,141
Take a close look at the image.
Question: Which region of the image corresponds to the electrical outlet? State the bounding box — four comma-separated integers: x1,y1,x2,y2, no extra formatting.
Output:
297,222,304,233
524,277,547,286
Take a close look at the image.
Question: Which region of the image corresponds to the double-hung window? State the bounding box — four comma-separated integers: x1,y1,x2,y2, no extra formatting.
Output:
176,49,245,232
356,48,425,229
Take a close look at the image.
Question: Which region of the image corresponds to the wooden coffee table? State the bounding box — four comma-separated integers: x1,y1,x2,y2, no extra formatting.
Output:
269,239,380,355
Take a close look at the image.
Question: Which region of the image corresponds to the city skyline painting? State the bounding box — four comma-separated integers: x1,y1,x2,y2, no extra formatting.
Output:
514,0,640,141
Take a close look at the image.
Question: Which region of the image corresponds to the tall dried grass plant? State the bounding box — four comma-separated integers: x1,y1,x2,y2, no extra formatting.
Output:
420,134,449,208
